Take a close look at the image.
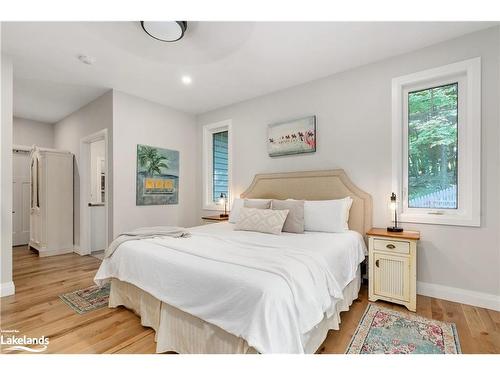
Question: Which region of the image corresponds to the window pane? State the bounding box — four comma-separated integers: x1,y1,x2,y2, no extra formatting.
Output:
212,131,228,202
408,83,458,209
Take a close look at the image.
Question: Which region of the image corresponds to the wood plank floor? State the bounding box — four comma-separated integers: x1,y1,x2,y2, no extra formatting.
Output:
1,246,499,354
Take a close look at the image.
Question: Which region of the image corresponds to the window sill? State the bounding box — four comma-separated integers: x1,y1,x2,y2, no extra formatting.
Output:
399,212,480,227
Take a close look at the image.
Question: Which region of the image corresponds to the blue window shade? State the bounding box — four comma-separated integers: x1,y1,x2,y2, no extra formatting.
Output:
212,131,229,202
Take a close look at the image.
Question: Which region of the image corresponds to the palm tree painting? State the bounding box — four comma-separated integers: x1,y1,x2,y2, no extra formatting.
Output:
136,144,179,205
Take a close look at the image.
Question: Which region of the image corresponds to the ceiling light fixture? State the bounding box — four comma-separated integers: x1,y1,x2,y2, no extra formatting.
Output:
141,21,187,42
181,75,192,85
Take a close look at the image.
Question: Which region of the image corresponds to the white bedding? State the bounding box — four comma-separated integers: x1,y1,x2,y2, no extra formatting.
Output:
94,222,366,353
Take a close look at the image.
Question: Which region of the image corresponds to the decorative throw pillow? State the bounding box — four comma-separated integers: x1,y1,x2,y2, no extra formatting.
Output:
271,199,305,233
244,198,272,209
234,207,289,235
304,197,353,233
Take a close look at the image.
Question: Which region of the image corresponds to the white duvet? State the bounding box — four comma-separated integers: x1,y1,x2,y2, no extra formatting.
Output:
94,222,366,353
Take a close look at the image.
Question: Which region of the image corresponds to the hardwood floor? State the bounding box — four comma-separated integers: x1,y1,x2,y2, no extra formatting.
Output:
1,246,499,354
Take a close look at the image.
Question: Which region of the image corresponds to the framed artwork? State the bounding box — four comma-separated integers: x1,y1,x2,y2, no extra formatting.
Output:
267,115,316,157
136,144,179,205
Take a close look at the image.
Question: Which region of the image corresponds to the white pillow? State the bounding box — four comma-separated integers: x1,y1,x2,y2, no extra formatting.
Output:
304,197,353,233
234,207,289,235
228,198,244,223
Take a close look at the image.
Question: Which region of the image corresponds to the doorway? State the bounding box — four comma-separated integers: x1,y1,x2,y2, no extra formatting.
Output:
12,146,31,247
79,129,109,257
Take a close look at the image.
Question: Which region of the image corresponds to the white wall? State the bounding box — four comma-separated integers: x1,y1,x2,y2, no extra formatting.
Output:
54,91,113,247
112,90,198,235
197,27,500,304
1,52,14,296
13,117,54,148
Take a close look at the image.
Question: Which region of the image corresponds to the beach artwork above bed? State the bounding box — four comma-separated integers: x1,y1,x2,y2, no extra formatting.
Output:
136,144,179,205
267,115,316,157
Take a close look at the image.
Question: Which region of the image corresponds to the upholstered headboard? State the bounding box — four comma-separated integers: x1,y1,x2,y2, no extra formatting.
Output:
240,170,372,236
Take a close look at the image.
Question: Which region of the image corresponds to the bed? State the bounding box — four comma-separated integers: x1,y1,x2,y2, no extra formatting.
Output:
94,169,372,354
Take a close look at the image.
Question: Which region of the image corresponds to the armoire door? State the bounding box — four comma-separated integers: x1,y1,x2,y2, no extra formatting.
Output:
12,150,31,246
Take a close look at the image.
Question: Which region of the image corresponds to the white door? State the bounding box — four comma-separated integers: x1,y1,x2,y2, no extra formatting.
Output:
12,150,31,246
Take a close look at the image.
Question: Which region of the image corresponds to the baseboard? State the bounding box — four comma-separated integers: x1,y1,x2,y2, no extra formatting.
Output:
38,248,74,257
0,281,15,297
73,245,90,256
417,281,500,312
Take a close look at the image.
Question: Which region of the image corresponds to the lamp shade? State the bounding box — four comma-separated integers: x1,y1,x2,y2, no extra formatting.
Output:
387,192,403,232
219,193,228,217
389,192,397,210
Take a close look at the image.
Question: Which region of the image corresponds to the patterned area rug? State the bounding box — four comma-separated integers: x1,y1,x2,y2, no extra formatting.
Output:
59,284,110,314
346,304,461,354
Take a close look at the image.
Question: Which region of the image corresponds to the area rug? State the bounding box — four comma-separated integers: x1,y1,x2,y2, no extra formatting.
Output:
346,304,461,354
59,284,110,314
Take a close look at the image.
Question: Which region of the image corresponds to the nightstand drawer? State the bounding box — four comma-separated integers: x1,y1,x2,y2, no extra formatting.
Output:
373,239,410,254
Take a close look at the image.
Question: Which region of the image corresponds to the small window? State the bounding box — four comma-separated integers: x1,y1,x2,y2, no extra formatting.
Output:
203,120,232,210
392,57,481,226
212,131,229,202
407,83,458,209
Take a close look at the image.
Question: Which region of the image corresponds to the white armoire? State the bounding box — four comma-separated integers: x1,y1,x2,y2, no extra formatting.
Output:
29,147,74,257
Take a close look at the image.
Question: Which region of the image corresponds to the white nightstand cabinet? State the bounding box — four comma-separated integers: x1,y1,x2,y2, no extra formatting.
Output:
367,228,420,312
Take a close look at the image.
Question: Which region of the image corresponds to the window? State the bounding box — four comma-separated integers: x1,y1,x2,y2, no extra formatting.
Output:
212,131,229,202
392,58,481,226
203,120,232,210
408,83,458,209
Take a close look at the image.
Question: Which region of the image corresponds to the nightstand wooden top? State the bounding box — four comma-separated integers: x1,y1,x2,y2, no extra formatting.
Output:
367,227,420,241
201,215,229,221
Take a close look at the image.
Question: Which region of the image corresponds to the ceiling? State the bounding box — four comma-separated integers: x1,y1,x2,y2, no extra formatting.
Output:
2,21,497,123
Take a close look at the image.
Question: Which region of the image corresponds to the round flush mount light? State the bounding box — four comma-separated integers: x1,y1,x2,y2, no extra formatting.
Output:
181,75,192,85
141,21,187,42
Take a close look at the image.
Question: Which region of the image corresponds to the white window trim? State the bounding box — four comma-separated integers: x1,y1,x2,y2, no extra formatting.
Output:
202,119,232,211
392,57,481,227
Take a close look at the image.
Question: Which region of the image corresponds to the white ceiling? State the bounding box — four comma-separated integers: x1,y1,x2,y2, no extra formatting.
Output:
2,21,497,123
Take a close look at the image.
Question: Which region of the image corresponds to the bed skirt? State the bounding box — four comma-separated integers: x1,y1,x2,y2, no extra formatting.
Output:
108,268,361,354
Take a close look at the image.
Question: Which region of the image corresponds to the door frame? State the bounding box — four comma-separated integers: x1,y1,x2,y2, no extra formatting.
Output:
79,129,109,255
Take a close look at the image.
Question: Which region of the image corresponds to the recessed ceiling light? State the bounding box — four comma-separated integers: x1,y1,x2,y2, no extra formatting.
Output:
77,54,96,65
141,21,187,42
181,76,192,85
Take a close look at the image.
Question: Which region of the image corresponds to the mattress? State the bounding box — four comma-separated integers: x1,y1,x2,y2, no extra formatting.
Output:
95,222,367,353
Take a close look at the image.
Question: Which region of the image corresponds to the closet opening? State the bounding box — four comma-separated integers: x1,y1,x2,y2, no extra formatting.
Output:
79,129,109,258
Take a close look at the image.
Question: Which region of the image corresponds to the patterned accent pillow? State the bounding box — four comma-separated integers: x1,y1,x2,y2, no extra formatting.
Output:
271,199,305,233
234,207,289,235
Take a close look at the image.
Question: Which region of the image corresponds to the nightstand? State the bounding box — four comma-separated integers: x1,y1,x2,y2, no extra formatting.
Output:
201,215,229,225
367,228,420,312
